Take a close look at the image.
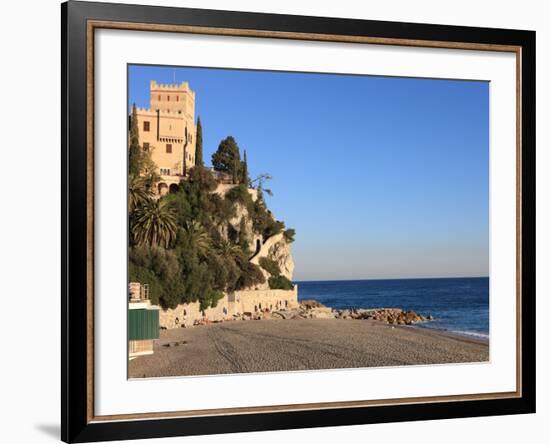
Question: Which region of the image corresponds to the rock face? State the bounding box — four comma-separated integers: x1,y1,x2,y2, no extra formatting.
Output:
300,300,326,309
250,232,294,289
268,236,295,281
218,185,294,277
226,200,261,255
216,184,296,292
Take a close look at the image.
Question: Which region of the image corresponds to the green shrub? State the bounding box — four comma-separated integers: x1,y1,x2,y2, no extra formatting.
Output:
236,262,266,290
264,219,285,240
268,275,294,290
259,257,281,276
199,288,224,311
238,217,251,254
225,184,252,206
283,228,296,243
187,165,217,191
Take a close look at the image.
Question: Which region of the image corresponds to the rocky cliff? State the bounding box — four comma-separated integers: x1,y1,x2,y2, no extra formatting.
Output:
250,232,294,288
217,184,295,291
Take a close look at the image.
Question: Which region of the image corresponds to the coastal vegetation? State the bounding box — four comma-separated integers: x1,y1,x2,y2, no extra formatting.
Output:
259,257,294,290
128,110,295,309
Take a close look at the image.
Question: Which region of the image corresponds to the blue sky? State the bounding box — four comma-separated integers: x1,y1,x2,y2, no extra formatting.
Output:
129,65,489,281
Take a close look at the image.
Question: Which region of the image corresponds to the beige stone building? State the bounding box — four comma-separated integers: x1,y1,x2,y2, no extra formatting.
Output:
132,80,197,195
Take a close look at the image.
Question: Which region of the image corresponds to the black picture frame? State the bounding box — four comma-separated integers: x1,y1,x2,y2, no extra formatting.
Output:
62,1,536,442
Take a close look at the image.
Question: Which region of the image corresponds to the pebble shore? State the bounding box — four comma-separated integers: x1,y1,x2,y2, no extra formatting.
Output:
130,301,488,378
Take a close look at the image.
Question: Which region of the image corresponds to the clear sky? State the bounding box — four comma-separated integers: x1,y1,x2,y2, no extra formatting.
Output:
129,65,489,281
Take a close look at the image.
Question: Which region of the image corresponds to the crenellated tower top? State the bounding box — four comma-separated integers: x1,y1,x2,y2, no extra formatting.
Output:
149,80,195,117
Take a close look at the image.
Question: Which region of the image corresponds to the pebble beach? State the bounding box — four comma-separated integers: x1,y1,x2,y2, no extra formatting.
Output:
129,317,489,378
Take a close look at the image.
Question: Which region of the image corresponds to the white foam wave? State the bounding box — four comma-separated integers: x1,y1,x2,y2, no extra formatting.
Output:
448,330,489,340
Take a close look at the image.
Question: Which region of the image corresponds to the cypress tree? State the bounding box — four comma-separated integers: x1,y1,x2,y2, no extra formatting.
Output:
241,150,249,186
239,216,250,253
195,116,204,167
128,103,142,176
232,156,239,184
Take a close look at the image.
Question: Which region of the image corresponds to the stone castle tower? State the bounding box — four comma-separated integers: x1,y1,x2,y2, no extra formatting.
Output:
132,80,197,195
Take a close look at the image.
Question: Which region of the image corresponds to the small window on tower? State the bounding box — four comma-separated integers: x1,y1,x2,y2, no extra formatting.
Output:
166,144,172,153
168,96,170,102
176,96,179,102
143,121,150,132
142,142,149,151
158,95,161,101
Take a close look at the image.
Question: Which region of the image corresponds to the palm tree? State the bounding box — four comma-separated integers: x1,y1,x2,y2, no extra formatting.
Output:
216,239,243,264
128,176,152,213
132,199,177,248
180,220,211,258
251,173,273,201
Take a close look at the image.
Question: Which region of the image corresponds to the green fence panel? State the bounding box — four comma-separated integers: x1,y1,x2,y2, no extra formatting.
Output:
128,309,160,340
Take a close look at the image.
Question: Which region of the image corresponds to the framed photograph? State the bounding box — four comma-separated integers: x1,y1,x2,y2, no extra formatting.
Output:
61,1,536,442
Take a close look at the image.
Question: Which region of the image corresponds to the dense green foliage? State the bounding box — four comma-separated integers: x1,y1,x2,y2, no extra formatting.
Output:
132,200,177,248
129,164,270,309
129,129,295,310
260,257,294,290
225,184,254,210
236,262,265,289
128,176,152,213
252,199,285,240
259,257,281,276
212,136,241,182
268,275,294,290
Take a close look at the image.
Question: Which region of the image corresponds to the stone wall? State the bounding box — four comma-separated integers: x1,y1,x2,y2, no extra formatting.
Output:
231,287,299,313
158,286,298,329
159,298,230,329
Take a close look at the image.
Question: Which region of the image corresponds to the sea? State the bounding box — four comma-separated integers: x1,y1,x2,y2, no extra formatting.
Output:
296,277,489,340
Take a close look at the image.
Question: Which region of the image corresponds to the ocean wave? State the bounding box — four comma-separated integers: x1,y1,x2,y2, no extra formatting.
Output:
414,324,489,340
448,330,489,340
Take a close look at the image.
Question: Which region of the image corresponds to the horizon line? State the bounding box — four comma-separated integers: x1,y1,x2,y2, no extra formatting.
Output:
294,276,489,283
